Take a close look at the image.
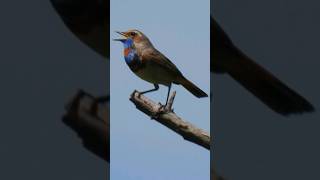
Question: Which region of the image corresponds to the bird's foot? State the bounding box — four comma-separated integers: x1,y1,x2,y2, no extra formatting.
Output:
164,103,174,113
150,103,164,119
150,103,173,119
131,90,141,99
137,92,142,98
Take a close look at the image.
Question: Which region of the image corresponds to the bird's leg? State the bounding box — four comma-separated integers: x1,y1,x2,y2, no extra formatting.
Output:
139,84,159,95
156,84,173,115
165,90,176,113
152,87,175,118
165,84,171,107
159,84,172,113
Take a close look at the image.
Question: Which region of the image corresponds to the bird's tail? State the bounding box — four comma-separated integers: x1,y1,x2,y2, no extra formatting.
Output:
225,50,314,115
178,77,208,98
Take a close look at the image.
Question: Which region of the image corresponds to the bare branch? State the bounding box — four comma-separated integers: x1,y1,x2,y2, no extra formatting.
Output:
63,90,109,162
130,90,210,150
165,91,176,111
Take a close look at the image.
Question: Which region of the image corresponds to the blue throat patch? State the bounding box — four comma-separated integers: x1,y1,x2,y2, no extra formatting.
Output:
123,38,134,49
123,39,137,64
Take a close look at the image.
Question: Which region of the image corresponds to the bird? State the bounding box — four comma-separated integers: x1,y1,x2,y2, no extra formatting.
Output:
114,30,208,106
211,17,314,115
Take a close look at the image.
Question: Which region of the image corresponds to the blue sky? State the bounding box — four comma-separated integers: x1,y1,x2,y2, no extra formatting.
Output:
110,0,210,179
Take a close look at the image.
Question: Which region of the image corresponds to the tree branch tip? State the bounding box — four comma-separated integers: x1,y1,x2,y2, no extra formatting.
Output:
165,91,177,111
172,91,177,96
130,90,139,99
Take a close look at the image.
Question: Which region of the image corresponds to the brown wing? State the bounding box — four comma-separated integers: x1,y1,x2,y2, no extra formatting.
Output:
141,48,184,77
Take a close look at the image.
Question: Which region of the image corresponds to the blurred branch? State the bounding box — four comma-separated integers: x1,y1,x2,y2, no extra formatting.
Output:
63,90,109,162
130,90,210,150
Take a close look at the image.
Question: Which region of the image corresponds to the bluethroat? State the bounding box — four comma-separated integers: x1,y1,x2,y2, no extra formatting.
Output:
115,30,208,106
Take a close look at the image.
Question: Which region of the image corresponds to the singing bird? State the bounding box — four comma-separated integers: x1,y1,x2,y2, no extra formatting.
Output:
115,30,208,106
212,18,314,115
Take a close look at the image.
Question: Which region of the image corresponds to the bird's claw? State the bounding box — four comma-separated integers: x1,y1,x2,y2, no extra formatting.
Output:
150,103,173,119
150,103,163,119
137,92,142,98
163,104,174,113
131,90,142,99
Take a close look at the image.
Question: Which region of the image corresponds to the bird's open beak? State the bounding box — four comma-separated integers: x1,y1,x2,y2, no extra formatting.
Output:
113,31,127,42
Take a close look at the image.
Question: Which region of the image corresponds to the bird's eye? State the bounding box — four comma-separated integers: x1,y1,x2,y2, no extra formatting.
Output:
130,32,136,36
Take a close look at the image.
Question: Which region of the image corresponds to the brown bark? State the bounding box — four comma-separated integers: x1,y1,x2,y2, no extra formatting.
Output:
130,90,226,179
130,90,210,150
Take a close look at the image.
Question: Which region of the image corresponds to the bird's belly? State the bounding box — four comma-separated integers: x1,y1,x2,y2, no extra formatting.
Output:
134,64,173,86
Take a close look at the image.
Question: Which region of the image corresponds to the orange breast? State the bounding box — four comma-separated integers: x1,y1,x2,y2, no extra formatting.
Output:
124,48,130,56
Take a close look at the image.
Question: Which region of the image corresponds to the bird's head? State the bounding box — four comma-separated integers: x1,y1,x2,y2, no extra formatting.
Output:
114,29,153,49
